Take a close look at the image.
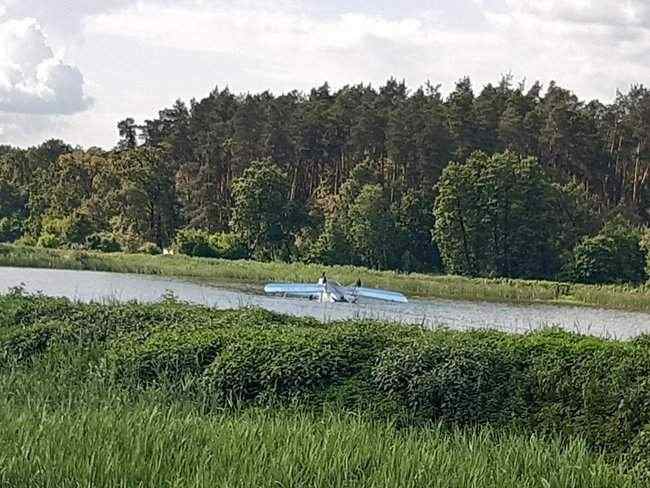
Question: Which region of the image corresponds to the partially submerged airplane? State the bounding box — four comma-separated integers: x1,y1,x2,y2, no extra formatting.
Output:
264,277,408,304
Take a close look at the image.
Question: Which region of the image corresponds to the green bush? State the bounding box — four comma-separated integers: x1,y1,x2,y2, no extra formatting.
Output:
209,232,249,260
41,211,95,246
107,327,227,384
202,326,383,401
13,234,37,247
37,232,60,249
629,425,650,482
570,220,646,284
172,228,217,258
137,242,162,255
85,232,122,253
2,295,650,464
0,216,23,242
372,332,529,424
0,320,76,362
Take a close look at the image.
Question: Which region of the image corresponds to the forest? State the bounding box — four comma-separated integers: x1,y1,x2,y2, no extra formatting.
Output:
1,76,650,284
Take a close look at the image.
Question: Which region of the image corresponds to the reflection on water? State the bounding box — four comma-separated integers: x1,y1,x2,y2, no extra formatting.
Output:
1,266,649,339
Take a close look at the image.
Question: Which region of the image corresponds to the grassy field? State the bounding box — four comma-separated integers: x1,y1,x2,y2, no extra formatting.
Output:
1,401,636,488
1,293,648,486
2,243,650,312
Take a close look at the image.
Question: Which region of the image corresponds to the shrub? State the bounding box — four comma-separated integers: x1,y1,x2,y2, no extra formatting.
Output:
2,296,650,464
107,327,227,384
137,242,162,255
0,216,23,243
209,232,249,260
172,228,217,258
629,425,650,482
201,326,385,402
570,220,646,284
37,232,60,249
13,234,37,247
41,211,95,246
85,232,122,253
0,320,76,362
372,331,529,424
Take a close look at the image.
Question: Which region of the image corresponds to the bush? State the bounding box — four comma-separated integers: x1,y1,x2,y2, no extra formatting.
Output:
1,320,77,362
0,216,23,243
37,232,60,249
2,295,650,464
172,228,217,258
629,425,650,482
41,211,95,246
137,242,162,255
570,220,646,284
85,232,122,253
13,234,37,247
209,232,249,260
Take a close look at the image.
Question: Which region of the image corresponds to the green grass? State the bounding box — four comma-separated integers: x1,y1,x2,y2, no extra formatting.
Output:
3,243,650,312
0,402,637,488
0,294,647,487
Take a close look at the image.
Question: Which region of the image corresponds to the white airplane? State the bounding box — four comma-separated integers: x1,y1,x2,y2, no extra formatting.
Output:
264,277,408,304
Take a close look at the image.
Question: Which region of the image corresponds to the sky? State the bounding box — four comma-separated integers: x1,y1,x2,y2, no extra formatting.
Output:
0,0,649,149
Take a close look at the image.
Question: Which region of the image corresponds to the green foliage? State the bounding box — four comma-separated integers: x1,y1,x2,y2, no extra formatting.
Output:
0,321,76,362
347,184,400,269
231,160,305,260
629,425,650,482
3,294,648,468
172,228,217,258
172,229,248,259
4,80,650,282
40,210,96,246
0,216,22,242
13,235,36,247
0,406,636,487
434,151,581,279
209,232,249,260
570,219,647,284
85,232,122,253
36,232,60,249
137,242,162,255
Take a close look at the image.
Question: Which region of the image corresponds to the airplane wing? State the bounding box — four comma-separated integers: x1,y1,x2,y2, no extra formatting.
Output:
353,286,408,303
264,283,323,297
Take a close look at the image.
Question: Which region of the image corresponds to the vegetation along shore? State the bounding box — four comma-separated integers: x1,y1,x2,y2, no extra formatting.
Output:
1,292,648,486
3,243,650,313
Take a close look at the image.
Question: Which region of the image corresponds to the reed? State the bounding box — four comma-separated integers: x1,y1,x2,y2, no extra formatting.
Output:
2,244,650,312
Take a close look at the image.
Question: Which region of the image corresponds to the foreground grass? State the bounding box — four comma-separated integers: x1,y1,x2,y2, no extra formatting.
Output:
3,243,650,312
0,295,647,486
0,402,636,488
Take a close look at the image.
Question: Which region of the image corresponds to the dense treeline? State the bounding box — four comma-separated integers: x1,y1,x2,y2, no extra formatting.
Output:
2,77,650,282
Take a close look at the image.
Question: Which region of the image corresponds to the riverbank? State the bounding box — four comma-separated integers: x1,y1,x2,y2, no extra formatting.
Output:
1,294,647,486
2,244,650,312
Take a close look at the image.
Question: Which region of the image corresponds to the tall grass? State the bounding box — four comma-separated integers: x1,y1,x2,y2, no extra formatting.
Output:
0,402,635,488
0,299,645,487
2,243,650,311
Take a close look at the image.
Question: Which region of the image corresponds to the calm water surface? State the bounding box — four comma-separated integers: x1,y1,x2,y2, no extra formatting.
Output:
2,266,649,339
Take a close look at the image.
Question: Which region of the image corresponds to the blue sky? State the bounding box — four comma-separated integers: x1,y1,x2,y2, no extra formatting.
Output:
1,0,649,148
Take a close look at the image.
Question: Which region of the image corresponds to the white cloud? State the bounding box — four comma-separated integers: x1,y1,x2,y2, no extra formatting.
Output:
5,0,650,148
84,1,502,93
505,0,650,27
0,17,92,114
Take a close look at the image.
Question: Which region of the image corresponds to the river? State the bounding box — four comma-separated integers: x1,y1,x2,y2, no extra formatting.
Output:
1,266,649,339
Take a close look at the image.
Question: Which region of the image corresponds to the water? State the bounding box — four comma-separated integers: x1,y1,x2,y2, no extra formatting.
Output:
1,266,649,339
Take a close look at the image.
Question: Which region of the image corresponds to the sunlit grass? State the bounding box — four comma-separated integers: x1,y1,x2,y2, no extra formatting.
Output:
2,244,650,312
0,303,644,488
0,402,636,488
